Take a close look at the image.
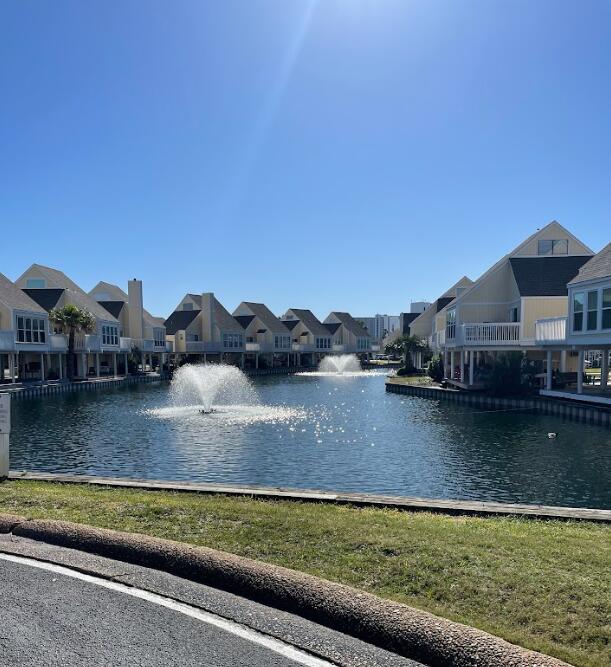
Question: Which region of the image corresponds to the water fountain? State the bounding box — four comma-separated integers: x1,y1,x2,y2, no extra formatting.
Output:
149,364,306,425
318,354,362,374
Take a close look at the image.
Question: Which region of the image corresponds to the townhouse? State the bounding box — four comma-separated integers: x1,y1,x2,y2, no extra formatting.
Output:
165,293,246,366
16,264,131,378
433,222,594,388
90,280,168,372
232,302,292,369
282,308,333,367
536,242,611,405
0,272,63,383
322,312,373,356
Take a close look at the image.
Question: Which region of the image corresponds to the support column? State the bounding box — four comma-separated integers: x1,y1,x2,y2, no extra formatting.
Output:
450,351,455,380
0,354,4,381
10,354,15,383
59,354,63,380
124,353,129,376
95,353,100,378
469,350,474,386
546,349,553,391
113,354,118,377
40,353,45,382
287,353,290,367
255,353,259,369
460,350,465,381
82,354,87,378
241,353,245,370
601,349,609,389
560,350,567,373
577,350,584,394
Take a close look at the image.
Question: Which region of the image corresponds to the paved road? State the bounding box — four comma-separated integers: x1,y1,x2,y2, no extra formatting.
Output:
0,537,422,667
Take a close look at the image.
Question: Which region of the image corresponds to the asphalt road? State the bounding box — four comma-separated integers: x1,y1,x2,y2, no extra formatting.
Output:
0,537,422,667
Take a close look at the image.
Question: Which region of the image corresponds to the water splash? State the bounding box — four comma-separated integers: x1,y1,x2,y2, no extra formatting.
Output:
319,354,362,374
170,364,257,413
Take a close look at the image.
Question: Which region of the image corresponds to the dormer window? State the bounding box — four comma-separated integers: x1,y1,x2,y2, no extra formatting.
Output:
25,278,46,288
537,239,568,255
182,303,193,311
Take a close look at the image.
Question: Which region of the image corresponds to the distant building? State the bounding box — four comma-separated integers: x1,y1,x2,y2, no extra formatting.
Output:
355,314,400,342
399,302,432,336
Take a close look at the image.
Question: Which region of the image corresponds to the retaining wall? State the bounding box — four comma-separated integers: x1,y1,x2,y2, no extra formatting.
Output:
386,382,611,427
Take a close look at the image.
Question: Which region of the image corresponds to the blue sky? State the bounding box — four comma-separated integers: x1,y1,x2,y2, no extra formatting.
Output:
1,1,610,319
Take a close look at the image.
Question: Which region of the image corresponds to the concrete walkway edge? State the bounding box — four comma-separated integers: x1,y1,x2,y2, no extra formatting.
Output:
8,471,611,523
0,513,570,667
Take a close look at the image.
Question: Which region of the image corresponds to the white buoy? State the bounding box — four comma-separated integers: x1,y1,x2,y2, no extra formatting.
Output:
548,432,557,439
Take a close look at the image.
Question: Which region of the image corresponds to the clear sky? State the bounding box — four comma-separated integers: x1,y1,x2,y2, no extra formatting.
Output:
1,1,609,319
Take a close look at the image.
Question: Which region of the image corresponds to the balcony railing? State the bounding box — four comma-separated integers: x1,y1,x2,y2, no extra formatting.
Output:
185,341,222,353
49,334,68,352
535,316,567,344
119,337,132,352
0,331,15,352
461,322,521,345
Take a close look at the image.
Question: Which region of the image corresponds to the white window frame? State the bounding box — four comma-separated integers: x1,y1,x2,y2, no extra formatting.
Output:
16,314,47,344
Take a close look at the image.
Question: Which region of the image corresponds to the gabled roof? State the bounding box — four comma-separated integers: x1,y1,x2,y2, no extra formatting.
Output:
18,264,118,322
436,297,455,313
285,309,330,337
407,276,474,330
22,288,64,312
0,273,47,314
90,281,165,329
509,256,591,296
164,309,200,335
235,302,291,334
234,315,255,329
568,243,611,285
324,322,341,334
328,312,370,338
98,301,125,319
211,297,244,333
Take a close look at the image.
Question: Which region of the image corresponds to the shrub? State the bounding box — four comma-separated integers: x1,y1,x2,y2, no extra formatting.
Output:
427,354,444,382
489,352,537,396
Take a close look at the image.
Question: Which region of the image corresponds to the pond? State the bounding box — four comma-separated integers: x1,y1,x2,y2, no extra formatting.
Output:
9,370,611,509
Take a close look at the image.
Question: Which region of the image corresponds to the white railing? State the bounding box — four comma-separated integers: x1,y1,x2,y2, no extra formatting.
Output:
185,341,222,353
332,344,346,352
461,322,521,345
119,337,132,352
0,331,15,352
535,316,567,344
292,343,314,352
49,334,68,352
164,341,174,353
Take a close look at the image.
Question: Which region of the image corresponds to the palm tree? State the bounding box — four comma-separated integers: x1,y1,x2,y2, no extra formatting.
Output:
49,304,96,380
385,334,428,370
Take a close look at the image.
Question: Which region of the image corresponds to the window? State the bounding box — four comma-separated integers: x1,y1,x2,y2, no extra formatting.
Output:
154,329,165,347
102,325,118,346
25,278,46,288
223,333,243,348
602,288,611,330
509,307,519,323
315,337,331,349
572,292,584,331
538,239,568,255
16,316,47,343
186,333,199,341
274,335,290,349
357,338,369,350
182,302,193,311
587,291,598,330
446,309,456,340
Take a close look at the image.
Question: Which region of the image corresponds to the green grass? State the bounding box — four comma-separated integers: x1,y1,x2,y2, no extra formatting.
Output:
1,480,609,667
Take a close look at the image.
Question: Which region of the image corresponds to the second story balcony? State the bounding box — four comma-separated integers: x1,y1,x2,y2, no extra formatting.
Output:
535,316,567,345
445,322,521,347
0,331,16,352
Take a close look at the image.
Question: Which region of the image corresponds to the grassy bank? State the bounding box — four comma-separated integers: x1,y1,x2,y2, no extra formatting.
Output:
0,480,608,667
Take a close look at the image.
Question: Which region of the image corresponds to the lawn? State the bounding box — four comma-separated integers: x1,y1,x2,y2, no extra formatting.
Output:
0,480,609,667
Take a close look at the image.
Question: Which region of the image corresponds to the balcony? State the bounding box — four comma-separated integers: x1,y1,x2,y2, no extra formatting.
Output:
0,331,15,352
292,343,315,352
185,341,222,353
119,337,133,352
49,334,68,352
535,316,567,345
458,322,521,346
73,334,101,352
332,344,346,353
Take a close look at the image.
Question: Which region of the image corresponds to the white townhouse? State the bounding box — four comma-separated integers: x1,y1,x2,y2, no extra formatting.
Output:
232,302,292,369
16,264,130,378
434,222,594,389
165,293,246,366
323,312,373,358
282,308,334,367
0,272,65,383
90,280,168,372
536,242,611,404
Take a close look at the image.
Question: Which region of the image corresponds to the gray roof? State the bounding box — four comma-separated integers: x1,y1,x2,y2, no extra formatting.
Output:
568,243,611,285
0,273,47,314
183,294,243,332
328,312,370,338
19,265,118,322
236,303,291,334
285,309,330,337
164,310,200,335
91,281,164,329
509,256,592,296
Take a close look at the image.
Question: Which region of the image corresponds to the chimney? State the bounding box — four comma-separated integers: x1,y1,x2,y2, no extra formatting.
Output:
127,279,144,340
201,292,215,342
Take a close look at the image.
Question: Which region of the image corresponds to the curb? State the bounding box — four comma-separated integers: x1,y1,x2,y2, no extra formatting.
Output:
9,472,611,522
0,513,570,667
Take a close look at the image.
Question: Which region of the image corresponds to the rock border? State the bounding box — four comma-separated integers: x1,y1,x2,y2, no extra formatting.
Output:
0,513,571,667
